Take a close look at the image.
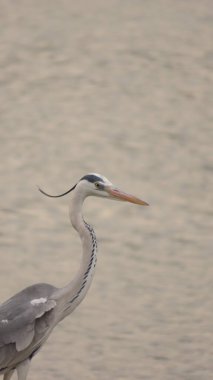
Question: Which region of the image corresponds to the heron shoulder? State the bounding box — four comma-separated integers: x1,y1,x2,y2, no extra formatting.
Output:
0,283,57,352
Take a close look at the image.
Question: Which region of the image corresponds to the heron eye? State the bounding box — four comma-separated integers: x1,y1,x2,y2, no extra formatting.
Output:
95,182,101,189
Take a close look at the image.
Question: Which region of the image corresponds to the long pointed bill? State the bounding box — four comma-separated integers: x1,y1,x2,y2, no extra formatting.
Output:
107,187,149,206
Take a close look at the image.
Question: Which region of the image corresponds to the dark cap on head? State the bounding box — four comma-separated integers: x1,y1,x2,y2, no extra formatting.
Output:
80,174,104,184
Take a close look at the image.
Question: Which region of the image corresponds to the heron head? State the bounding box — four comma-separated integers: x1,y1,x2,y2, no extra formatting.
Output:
77,173,149,206
39,172,148,206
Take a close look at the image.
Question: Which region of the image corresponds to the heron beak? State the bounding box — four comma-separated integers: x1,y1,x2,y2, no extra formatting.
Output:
106,187,149,206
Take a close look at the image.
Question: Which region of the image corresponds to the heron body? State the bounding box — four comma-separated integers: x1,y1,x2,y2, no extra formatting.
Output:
0,173,148,380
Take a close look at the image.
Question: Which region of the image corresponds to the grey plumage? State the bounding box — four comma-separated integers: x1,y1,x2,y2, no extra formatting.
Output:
0,284,56,370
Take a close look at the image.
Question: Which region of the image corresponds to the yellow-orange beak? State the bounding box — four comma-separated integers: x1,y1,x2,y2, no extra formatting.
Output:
106,187,149,206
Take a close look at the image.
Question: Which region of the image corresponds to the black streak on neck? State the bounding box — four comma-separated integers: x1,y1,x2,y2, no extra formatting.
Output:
68,222,97,305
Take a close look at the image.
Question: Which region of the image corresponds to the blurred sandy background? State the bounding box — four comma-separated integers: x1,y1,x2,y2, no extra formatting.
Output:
0,1,213,379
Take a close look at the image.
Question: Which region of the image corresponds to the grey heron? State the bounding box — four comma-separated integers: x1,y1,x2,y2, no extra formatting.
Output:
0,173,148,380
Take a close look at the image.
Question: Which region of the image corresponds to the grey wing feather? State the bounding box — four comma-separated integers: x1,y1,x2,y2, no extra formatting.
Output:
0,284,57,352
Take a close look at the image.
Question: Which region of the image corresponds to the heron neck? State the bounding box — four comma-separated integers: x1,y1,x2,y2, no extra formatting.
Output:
55,191,97,318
